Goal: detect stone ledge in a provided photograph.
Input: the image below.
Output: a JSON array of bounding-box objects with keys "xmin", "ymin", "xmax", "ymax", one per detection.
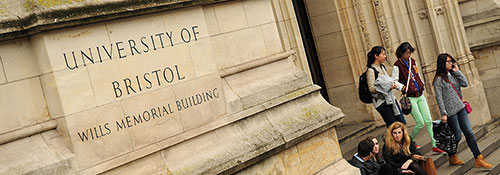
[{"xmin": 0, "ymin": 0, "xmax": 233, "ymax": 42}]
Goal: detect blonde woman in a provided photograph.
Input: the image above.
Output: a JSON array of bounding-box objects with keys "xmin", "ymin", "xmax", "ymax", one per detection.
[{"xmin": 382, "ymin": 122, "xmax": 427, "ymax": 175}]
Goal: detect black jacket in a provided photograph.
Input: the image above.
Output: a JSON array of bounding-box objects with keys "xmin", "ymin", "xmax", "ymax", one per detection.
[
  {"xmin": 382, "ymin": 140, "xmax": 421, "ymax": 172},
  {"xmin": 347, "ymin": 155, "xmax": 380, "ymax": 175}
]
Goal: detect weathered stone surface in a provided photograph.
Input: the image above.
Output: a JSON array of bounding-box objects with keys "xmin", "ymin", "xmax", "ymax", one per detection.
[
  {"xmin": 225, "ymin": 59, "xmax": 311, "ymax": 109},
  {"xmin": 188, "ymin": 38, "xmax": 218, "ymax": 77},
  {"xmin": 0, "ymin": 77, "xmax": 49, "ymax": 134},
  {"xmin": 0, "ymin": 131, "xmax": 73, "ymax": 175},
  {"xmin": 211, "ymin": 26, "xmax": 268, "ymax": 69},
  {"xmin": 0, "ymin": 38, "xmax": 41, "ymax": 81},
  {"xmin": 65, "ymin": 102, "xmax": 134, "ymax": 170},
  {"xmin": 101, "ymin": 152, "xmax": 165, "ymax": 175},
  {"xmin": 296, "ymin": 127, "xmax": 342, "ymax": 174},
  {"xmin": 243, "ymin": 0, "xmax": 276, "ymax": 27},
  {"xmin": 41, "ymin": 68, "xmax": 96, "ymax": 118},
  {"xmin": 213, "ymin": 0, "xmax": 249, "ymax": 33},
  {"xmin": 316, "ymin": 159, "xmax": 360, "ymax": 175}
]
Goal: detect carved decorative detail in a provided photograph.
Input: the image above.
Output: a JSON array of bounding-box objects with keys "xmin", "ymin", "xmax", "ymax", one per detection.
[
  {"xmin": 353, "ymin": 0, "xmax": 370, "ymax": 51},
  {"xmin": 418, "ymin": 10, "xmax": 428, "ymax": 19},
  {"xmin": 372, "ymin": 0, "xmax": 392, "ymax": 52},
  {"xmin": 435, "ymin": 6, "xmax": 445, "ymax": 15}
]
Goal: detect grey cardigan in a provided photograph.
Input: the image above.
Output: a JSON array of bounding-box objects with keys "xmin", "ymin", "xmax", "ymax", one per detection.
[{"xmin": 433, "ymin": 70, "xmax": 468, "ymax": 116}]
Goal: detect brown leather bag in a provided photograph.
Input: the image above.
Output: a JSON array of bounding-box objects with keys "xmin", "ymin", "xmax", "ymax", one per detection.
[{"xmin": 420, "ymin": 157, "xmax": 437, "ymax": 175}]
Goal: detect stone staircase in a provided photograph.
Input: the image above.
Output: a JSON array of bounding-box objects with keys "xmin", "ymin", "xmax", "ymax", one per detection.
[{"xmin": 337, "ymin": 118, "xmax": 500, "ymax": 175}]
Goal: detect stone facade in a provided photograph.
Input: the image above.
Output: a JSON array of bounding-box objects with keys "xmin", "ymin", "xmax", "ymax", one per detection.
[
  {"xmin": 459, "ymin": 0, "xmax": 500, "ymax": 118},
  {"xmin": 0, "ymin": 0, "xmax": 350, "ymax": 174},
  {"xmin": 306, "ymin": 0, "xmax": 493, "ymax": 127}
]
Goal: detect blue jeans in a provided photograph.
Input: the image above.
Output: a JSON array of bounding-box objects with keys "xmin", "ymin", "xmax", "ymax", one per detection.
[
  {"xmin": 376, "ymin": 102, "xmax": 406, "ymax": 127},
  {"xmin": 447, "ymin": 108, "xmax": 481, "ymax": 158}
]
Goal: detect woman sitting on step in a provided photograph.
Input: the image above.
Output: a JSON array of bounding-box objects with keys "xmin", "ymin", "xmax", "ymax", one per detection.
[
  {"xmin": 432, "ymin": 53, "xmax": 492, "ymax": 169},
  {"xmin": 382, "ymin": 122, "xmax": 428, "ymax": 175}
]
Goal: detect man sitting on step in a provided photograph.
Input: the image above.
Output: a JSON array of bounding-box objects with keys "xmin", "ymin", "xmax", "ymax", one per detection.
[{"xmin": 348, "ymin": 138, "xmax": 396, "ymax": 175}]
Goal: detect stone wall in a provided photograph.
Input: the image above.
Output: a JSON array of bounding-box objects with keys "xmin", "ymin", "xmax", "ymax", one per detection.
[
  {"xmin": 0, "ymin": 0, "xmax": 350, "ymax": 174},
  {"xmin": 459, "ymin": 0, "xmax": 500, "ymax": 117}
]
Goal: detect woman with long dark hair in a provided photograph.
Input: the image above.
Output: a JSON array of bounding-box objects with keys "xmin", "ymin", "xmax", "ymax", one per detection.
[
  {"xmin": 382, "ymin": 122, "xmax": 427, "ymax": 175},
  {"xmin": 392, "ymin": 42, "xmax": 444, "ymax": 153},
  {"xmin": 366, "ymin": 46, "xmax": 406, "ymax": 127},
  {"xmin": 432, "ymin": 53, "xmax": 491, "ymax": 168}
]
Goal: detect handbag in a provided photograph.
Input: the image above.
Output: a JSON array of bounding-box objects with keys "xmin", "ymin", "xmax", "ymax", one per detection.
[
  {"xmin": 400, "ymin": 58, "xmax": 412, "ymax": 115},
  {"xmin": 450, "ymin": 82, "xmax": 472, "ymax": 114},
  {"xmin": 433, "ymin": 121, "xmax": 457, "ymax": 153},
  {"xmin": 420, "ymin": 157, "xmax": 437, "ymax": 175}
]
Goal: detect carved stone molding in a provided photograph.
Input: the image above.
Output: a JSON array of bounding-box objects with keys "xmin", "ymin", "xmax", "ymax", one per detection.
[
  {"xmin": 418, "ymin": 10, "xmax": 428, "ymax": 19},
  {"xmin": 372, "ymin": 0, "xmax": 392, "ymax": 52},
  {"xmin": 354, "ymin": 0, "xmax": 371, "ymax": 51},
  {"xmin": 435, "ymin": 6, "xmax": 445, "ymax": 15}
]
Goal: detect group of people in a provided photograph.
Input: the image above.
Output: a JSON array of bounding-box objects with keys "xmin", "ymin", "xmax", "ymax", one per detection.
[{"xmin": 349, "ymin": 42, "xmax": 492, "ymax": 174}]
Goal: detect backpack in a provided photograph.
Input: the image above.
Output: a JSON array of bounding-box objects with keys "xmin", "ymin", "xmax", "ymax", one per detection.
[{"xmin": 358, "ymin": 66, "xmax": 380, "ymax": 104}]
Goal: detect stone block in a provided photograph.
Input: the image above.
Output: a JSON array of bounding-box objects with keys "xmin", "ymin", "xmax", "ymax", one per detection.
[
  {"xmin": 281, "ymin": 146, "xmax": 305, "ymax": 174},
  {"xmin": 222, "ymin": 79, "xmax": 243, "ymax": 115},
  {"xmin": 101, "ymin": 152, "xmax": 165, "ymax": 175},
  {"xmin": 243, "ymin": 0, "xmax": 276, "ymax": 27},
  {"xmin": 327, "ymin": 84, "xmax": 371, "ymax": 124},
  {"xmin": 188, "ymin": 38, "xmax": 217, "ymax": 77},
  {"xmin": 211, "ymin": 26, "xmax": 267, "ymax": 69},
  {"xmin": 161, "ymin": 132, "xmax": 227, "ymax": 175},
  {"xmin": 86, "ymin": 43, "xmax": 196, "ymax": 105},
  {"xmin": 459, "ymin": 0, "xmax": 477, "ymax": 18},
  {"xmin": 33, "ymin": 23, "xmax": 111, "ymax": 73},
  {"xmin": 120, "ymin": 87, "xmax": 183, "ymax": 149},
  {"xmin": 493, "ymin": 45, "xmax": 500, "ymax": 68},
  {"xmin": 305, "ymin": 0, "xmax": 336, "ymax": 17},
  {"xmin": 485, "ymin": 86, "xmax": 500, "ymax": 116},
  {"xmin": 214, "ymin": 0, "xmax": 249, "ymax": 33},
  {"xmin": 224, "ymin": 59, "xmax": 311, "ymax": 109},
  {"xmin": 234, "ymin": 152, "xmax": 286, "ymax": 175},
  {"xmin": 105, "ymin": 13, "xmax": 167, "ymax": 59},
  {"xmin": 0, "ymin": 77, "xmax": 49, "ymax": 134},
  {"xmin": 202, "ymin": 5, "xmax": 220, "ymax": 36},
  {"xmin": 261, "ymin": 23, "xmax": 284, "ymax": 55},
  {"xmin": 162, "ymin": 6, "xmax": 210, "ymax": 45},
  {"xmin": 310, "ymin": 12, "xmax": 341, "ymax": 37},
  {"xmin": 0, "ymin": 38, "xmax": 41, "ymax": 81},
  {"xmin": 296, "ymin": 128, "xmax": 342, "ymax": 174},
  {"xmin": 321, "ymin": 56, "xmax": 354, "ymax": 88},
  {"xmin": 0, "ymin": 58, "xmax": 5, "ymax": 84},
  {"xmin": 172, "ymin": 73, "xmax": 226, "ymax": 131},
  {"xmin": 214, "ymin": 112, "xmax": 284, "ymax": 173},
  {"xmin": 315, "ymin": 31, "xmax": 348, "ymax": 60},
  {"xmin": 0, "ymin": 134, "xmax": 62, "ymax": 174},
  {"xmin": 41, "ymin": 68, "xmax": 96, "ymax": 118},
  {"xmin": 474, "ymin": 48, "xmax": 497, "ymax": 71},
  {"xmin": 65, "ymin": 102, "xmax": 134, "ymax": 170}
]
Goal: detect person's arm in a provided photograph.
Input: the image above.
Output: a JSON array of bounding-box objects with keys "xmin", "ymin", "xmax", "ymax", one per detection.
[
  {"xmin": 392, "ymin": 66, "xmax": 405, "ymax": 91},
  {"xmin": 433, "ymin": 79, "xmax": 448, "ymax": 116},
  {"xmin": 382, "ymin": 145, "xmax": 401, "ymax": 172},
  {"xmin": 451, "ymin": 70, "xmax": 468, "ymax": 88},
  {"xmin": 367, "ymin": 68, "xmax": 377, "ymax": 94}
]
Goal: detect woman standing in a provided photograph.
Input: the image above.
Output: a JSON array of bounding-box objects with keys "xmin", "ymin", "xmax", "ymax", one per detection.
[
  {"xmin": 392, "ymin": 42, "xmax": 445, "ymax": 153},
  {"xmin": 366, "ymin": 46, "xmax": 406, "ymax": 127},
  {"xmin": 432, "ymin": 53, "xmax": 491, "ymax": 168},
  {"xmin": 382, "ymin": 122, "xmax": 427, "ymax": 175}
]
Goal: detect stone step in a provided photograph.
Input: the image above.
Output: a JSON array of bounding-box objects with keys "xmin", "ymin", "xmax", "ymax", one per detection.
[
  {"xmin": 464, "ymin": 141, "xmax": 500, "ymax": 175},
  {"xmin": 425, "ymin": 126, "xmax": 488, "ymax": 168},
  {"xmin": 337, "ymin": 122, "xmax": 376, "ymax": 145},
  {"xmin": 435, "ymin": 126, "xmax": 500, "ymax": 175}
]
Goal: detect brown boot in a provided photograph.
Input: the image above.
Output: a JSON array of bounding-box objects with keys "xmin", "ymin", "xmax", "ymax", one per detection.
[
  {"xmin": 449, "ymin": 154, "xmax": 464, "ymax": 165},
  {"xmin": 474, "ymin": 154, "xmax": 492, "ymax": 169}
]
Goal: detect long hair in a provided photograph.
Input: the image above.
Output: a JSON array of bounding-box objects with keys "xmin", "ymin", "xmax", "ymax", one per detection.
[
  {"xmin": 367, "ymin": 46, "xmax": 386, "ymax": 67},
  {"xmin": 433, "ymin": 53, "xmax": 455, "ymax": 84},
  {"xmin": 384, "ymin": 122, "xmax": 411, "ymax": 156},
  {"xmin": 366, "ymin": 136, "xmax": 382, "ymax": 161},
  {"xmin": 395, "ymin": 42, "xmax": 415, "ymax": 59}
]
